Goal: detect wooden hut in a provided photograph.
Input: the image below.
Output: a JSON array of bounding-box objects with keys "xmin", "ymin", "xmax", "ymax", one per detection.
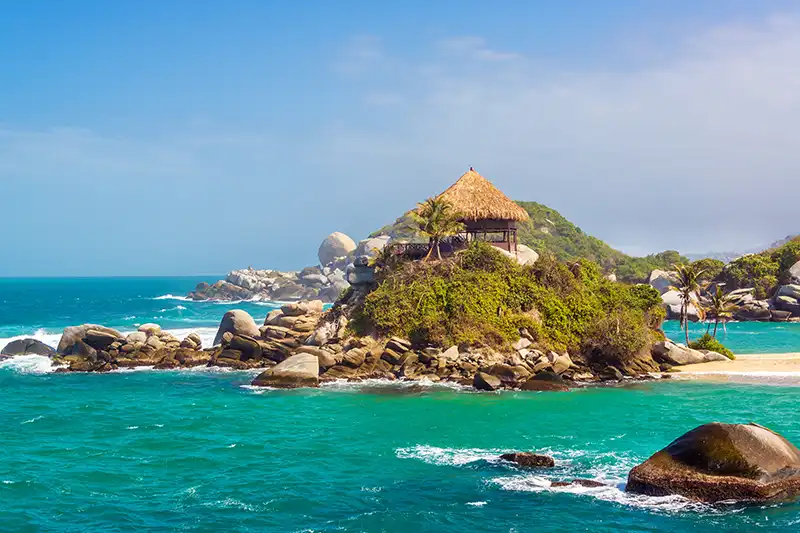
[{"xmin": 437, "ymin": 167, "xmax": 529, "ymax": 253}]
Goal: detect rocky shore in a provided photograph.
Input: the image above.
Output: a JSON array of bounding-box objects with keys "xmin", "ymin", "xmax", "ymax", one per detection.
[{"xmin": 2, "ymin": 294, "xmax": 733, "ymax": 389}]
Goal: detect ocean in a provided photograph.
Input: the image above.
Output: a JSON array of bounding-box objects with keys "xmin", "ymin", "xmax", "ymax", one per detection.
[{"xmin": 2, "ymin": 277, "xmax": 800, "ymax": 532}]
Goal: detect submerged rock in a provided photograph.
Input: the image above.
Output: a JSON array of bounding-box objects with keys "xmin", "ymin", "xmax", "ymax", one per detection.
[
  {"xmin": 626, "ymin": 423, "xmax": 800, "ymax": 503},
  {"xmin": 500, "ymin": 452, "xmax": 555, "ymax": 468},
  {"xmin": 1, "ymin": 338, "xmax": 56, "ymax": 357},
  {"xmin": 251, "ymin": 353, "xmax": 320, "ymax": 388},
  {"xmin": 551, "ymin": 479, "xmax": 607, "ymax": 488}
]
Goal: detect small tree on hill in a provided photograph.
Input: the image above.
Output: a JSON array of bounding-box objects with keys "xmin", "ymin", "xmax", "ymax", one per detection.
[
  {"xmin": 412, "ymin": 197, "xmax": 465, "ymax": 261},
  {"xmin": 672, "ymin": 263, "xmax": 706, "ymax": 345}
]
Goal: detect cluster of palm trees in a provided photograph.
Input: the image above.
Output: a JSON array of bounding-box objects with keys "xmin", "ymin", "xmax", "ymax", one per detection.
[{"xmin": 672, "ymin": 263, "xmax": 739, "ymax": 345}]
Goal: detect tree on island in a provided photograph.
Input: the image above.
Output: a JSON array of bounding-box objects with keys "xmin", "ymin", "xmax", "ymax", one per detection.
[
  {"xmin": 705, "ymin": 285, "xmax": 738, "ymax": 338},
  {"xmin": 672, "ymin": 263, "xmax": 707, "ymax": 345},
  {"xmin": 412, "ymin": 197, "xmax": 465, "ymax": 261}
]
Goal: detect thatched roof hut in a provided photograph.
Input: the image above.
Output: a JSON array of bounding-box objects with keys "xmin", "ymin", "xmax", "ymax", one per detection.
[{"xmin": 437, "ymin": 168, "xmax": 529, "ymax": 222}]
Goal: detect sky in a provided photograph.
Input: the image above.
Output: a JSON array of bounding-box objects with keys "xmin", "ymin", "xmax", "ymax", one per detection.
[{"xmin": 2, "ymin": 0, "xmax": 800, "ymax": 276}]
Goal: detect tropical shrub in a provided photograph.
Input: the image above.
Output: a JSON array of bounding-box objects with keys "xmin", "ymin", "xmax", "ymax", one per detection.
[
  {"xmin": 350, "ymin": 241, "xmax": 664, "ymax": 358},
  {"xmin": 689, "ymin": 333, "xmax": 736, "ymax": 360}
]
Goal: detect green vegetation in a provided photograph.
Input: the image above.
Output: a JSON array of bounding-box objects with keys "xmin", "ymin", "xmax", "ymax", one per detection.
[
  {"xmin": 689, "ymin": 333, "xmax": 736, "ymax": 360},
  {"xmin": 673, "ymin": 263, "xmax": 706, "ymax": 345},
  {"xmin": 410, "ymin": 198, "xmax": 464, "ymax": 261},
  {"xmin": 350, "ymin": 242, "xmax": 665, "ymax": 363},
  {"xmin": 717, "ymin": 237, "xmax": 800, "ymax": 299}
]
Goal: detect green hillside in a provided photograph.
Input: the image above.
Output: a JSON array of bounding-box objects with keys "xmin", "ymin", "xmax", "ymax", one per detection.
[{"xmin": 371, "ymin": 200, "xmax": 686, "ymax": 283}]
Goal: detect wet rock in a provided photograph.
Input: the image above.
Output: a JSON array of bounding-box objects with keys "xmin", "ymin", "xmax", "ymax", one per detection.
[
  {"xmin": 1, "ymin": 338, "xmax": 56, "ymax": 357},
  {"xmin": 626, "ymin": 423, "xmax": 800, "ymax": 503},
  {"xmin": 252, "ymin": 353, "xmax": 320, "ymax": 388},
  {"xmin": 57, "ymin": 324, "xmax": 124, "ymax": 354},
  {"xmin": 473, "ymin": 372, "xmax": 502, "ymax": 391},
  {"xmin": 519, "ymin": 371, "xmax": 570, "ymax": 392},
  {"xmin": 500, "ymin": 452, "xmax": 555, "ymax": 468}
]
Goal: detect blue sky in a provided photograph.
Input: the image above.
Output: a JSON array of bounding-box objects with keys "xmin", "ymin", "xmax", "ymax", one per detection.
[{"xmin": 2, "ymin": 1, "xmax": 799, "ymax": 276}]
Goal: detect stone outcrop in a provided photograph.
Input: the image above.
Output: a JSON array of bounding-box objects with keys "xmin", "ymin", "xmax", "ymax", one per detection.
[
  {"xmin": 500, "ymin": 452, "xmax": 555, "ymax": 468},
  {"xmin": 1, "ymin": 338, "xmax": 56, "ymax": 357},
  {"xmin": 627, "ymin": 423, "xmax": 800, "ymax": 503},
  {"xmin": 213, "ymin": 310, "xmax": 261, "ymax": 345},
  {"xmin": 57, "ymin": 325, "xmax": 125, "ymax": 355},
  {"xmin": 251, "ymin": 352, "xmax": 320, "ymax": 388},
  {"xmin": 790, "ymin": 260, "xmax": 800, "ymax": 284}
]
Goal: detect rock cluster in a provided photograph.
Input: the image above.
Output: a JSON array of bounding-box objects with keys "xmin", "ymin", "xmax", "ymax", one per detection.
[
  {"xmin": 627, "ymin": 423, "xmax": 800, "ymax": 503},
  {"xmin": 188, "ymin": 266, "xmax": 347, "ymax": 303}
]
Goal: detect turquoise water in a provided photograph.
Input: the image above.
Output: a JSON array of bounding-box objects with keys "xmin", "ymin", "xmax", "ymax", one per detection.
[
  {"xmin": 0, "ymin": 368, "xmax": 799, "ymax": 532},
  {"xmin": 661, "ymin": 320, "xmax": 800, "ymax": 354}
]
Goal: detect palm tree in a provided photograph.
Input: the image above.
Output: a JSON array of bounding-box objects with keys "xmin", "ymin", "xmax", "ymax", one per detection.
[
  {"xmin": 705, "ymin": 285, "xmax": 738, "ymax": 338},
  {"xmin": 671, "ymin": 263, "xmax": 707, "ymax": 345},
  {"xmin": 411, "ymin": 197, "xmax": 465, "ymax": 261}
]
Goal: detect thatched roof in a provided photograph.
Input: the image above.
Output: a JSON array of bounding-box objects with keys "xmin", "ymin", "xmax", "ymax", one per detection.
[{"xmin": 436, "ymin": 168, "xmax": 529, "ymax": 222}]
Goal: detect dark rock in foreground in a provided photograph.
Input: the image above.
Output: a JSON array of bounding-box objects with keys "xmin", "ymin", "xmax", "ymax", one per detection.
[
  {"xmin": 500, "ymin": 452, "xmax": 555, "ymax": 468},
  {"xmin": 626, "ymin": 423, "xmax": 800, "ymax": 503},
  {"xmin": 1, "ymin": 338, "xmax": 56, "ymax": 357}
]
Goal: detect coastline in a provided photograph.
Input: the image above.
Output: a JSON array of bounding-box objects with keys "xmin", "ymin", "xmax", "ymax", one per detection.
[{"xmin": 673, "ymin": 353, "xmax": 800, "ymax": 384}]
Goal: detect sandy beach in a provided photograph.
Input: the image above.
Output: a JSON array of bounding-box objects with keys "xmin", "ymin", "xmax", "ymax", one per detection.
[{"xmin": 674, "ymin": 353, "xmax": 800, "ymax": 384}]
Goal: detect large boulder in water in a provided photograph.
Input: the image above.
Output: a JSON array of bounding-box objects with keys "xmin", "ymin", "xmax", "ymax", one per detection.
[
  {"xmin": 57, "ymin": 324, "xmax": 124, "ymax": 354},
  {"xmin": 1, "ymin": 338, "xmax": 56, "ymax": 357},
  {"xmin": 213, "ymin": 310, "xmax": 260, "ymax": 346},
  {"xmin": 251, "ymin": 353, "xmax": 319, "ymax": 388},
  {"xmin": 626, "ymin": 423, "xmax": 800, "ymax": 502},
  {"xmin": 318, "ymin": 232, "xmax": 356, "ymax": 267}
]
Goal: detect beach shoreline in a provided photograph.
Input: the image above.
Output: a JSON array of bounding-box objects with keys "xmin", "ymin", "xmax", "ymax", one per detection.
[{"xmin": 673, "ymin": 353, "xmax": 800, "ymax": 384}]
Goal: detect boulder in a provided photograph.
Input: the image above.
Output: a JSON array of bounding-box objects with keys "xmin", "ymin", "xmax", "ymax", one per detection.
[
  {"xmin": 473, "ymin": 372, "xmax": 502, "ymax": 391},
  {"xmin": 648, "ymin": 270, "xmax": 678, "ymax": 295},
  {"xmin": 318, "ymin": 232, "xmax": 356, "ymax": 267},
  {"xmin": 512, "ymin": 337, "xmax": 532, "ymax": 351},
  {"xmin": 345, "ymin": 257, "xmax": 375, "ymax": 286},
  {"xmin": 651, "ymin": 340, "xmax": 719, "ymax": 366},
  {"xmin": 551, "ymin": 479, "xmax": 608, "ymax": 488},
  {"xmin": 84, "ymin": 329, "xmax": 120, "ymax": 350},
  {"xmin": 626, "ymin": 423, "xmax": 800, "ymax": 503},
  {"xmin": 1, "ymin": 338, "xmax": 56, "ymax": 357},
  {"xmin": 213, "ymin": 310, "xmax": 260, "ymax": 346},
  {"xmin": 57, "ymin": 324, "xmax": 124, "ymax": 355},
  {"xmin": 251, "ymin": 353, "xmax": 320, "ymax": 388},
  {"xmin": 790, "ymin": 260, "xmax": 800, "ymax": 284},
  {"xmin": 735, "ymin": 301, "xmax": 772, "ymax": 321},
  {"xmin": 355, "ymin": 235, "xmax": 391, "ymax": 258},
  {"xmin": 776, "ymin": 284, "xmax": 800, "ymax": 301},
  {"xmin": 500, "ymin": 452, "xmax": 555, "ymax": 468},
  {"xmin": 138, "ymin": 323, "xmax": 162, "ymax": 335},
  {"xmin": 515, "ymin": 244, "xmax": 539, "ymax": 266},
  {"xmin": 126, "ymin": 331, "xmax": 147, "ymax": 344},
  {"xmin": 520, "ymin": 372, "xmax": 570, "ymax": 392},
  {"xmin": 281, "ymin": 300, "xmax": 324, "ymax": 317},
  {"xmin": 228, "ymin": 335, "xmax": 262, "ymax": 361}
]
